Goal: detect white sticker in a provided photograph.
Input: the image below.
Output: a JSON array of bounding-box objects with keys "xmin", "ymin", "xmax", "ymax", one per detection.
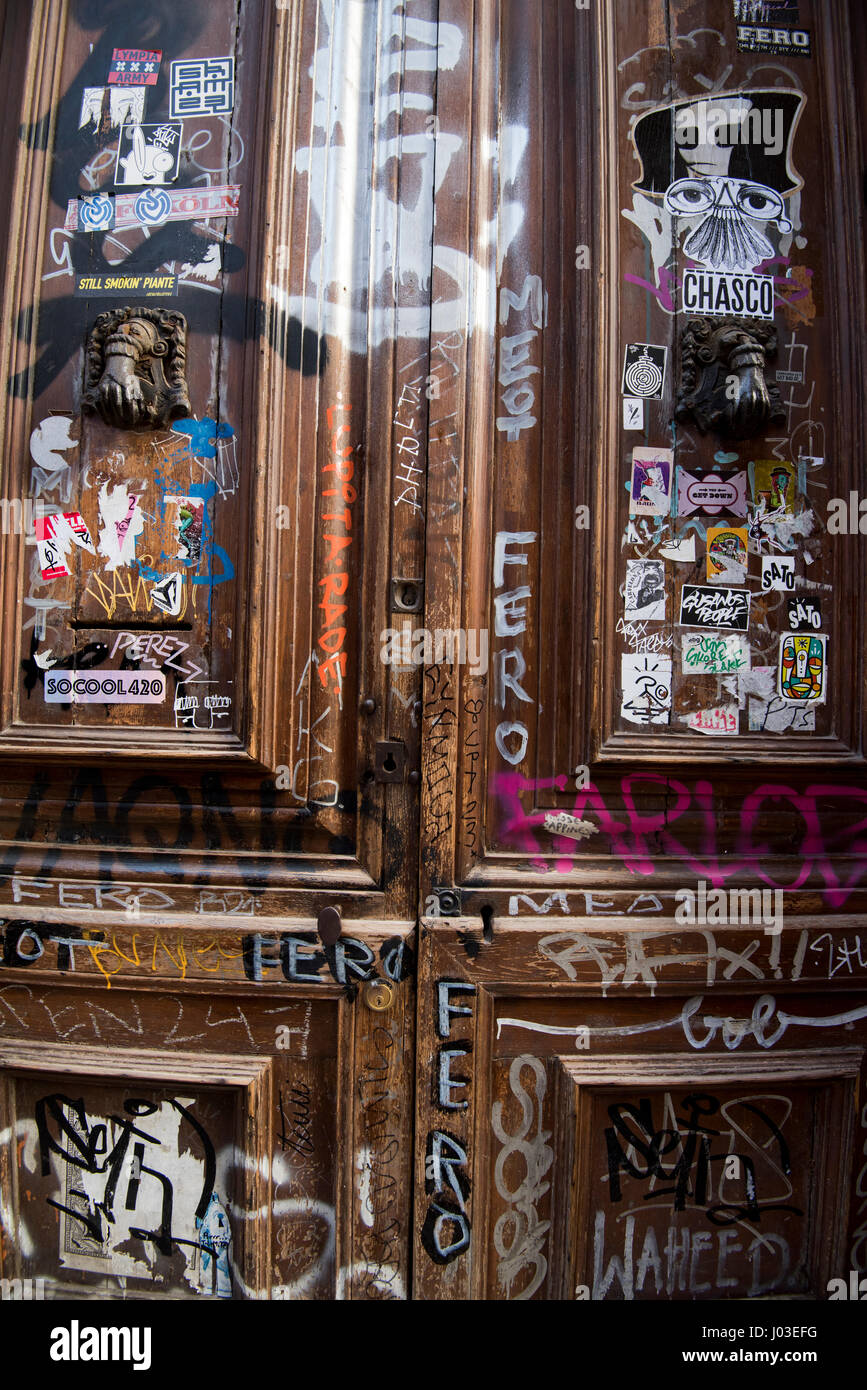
[
  {"xmin": 624, "ymin": 558, "xmax": 665, "ymax": 621},
  {"xmin": 761, "ymin": 554, "xmax": 795, "ymax": 592},
  {"xmin": 543, "ymin": 812, "xmax": 598, "ymax": 841},
  {"xmin": 682, "ymin": 633, "xmax": 750, "ymax": 675},
  {"xmin": 658, "ymin": 535, "xmax": 696, "ymax": 563},
  {"xmin": 621, "ymin": 655, "xmax": 672, "ymax": 725},
  {"xmin": 44, "ymin": 671, "xmax": 167, "ymax": 703},
  {"xmin": 682, "ymin": 705, "xmax": 739, "ymax": 735},
  {"xmin": 623, "ymin": 397, "xmax": 644, "ymax": 431}
]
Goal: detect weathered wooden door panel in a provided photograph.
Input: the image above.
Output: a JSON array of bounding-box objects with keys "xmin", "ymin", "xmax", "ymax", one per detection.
[
  {"xmin": 417, "ymin": 0, "xmax": 866, "ymax": 920},
  {"xmin": 0, "ymin": 919, "xmax": 414, "ymax": 1298},
  {"xmin": 0, "ymin": 0, "xmax": 865, "ymax": 1310},
  {"xmin": 411, "ymin": 0, "xmax": 867, "ymax": 1303},
  {"xmin": 413, "ymin": 923, "xmax": 866, "ymax": 1300},
  {"xmin": 0, "ymin": 0, "xmax": 423, "ymax": 1303},
  {"xmin": 0, "ymin": 0, "xmax": 425, "ymax": 919}
]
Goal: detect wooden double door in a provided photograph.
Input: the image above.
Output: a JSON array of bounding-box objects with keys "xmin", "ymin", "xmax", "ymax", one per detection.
[{"xmin": 0, "ymin": 0, "xmax": 866, "ymax": 1301}]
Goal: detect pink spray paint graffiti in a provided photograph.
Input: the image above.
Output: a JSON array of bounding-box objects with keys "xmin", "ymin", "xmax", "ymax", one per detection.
[{"xmin": 492, "ymin": 773, "xmax": 867, "ymax": 907}]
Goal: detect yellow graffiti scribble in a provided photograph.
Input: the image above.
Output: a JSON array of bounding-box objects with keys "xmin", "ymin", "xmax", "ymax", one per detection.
[
  {"xmin": 84, "ymin": 567, "xmax": 155, "ymax": 620},
  {"xmin": 78, "ymin": 931, "xmax": 247, "ymax": 988},
  {"xmin": 84, "ymin": 552, "xmax": 190, "ymax": 621},
  {"xmin": 110, "ymin": 932, "xmax": 141, "ymax": 967},
  {"xmin": 150, "ymin": 933, "xmax": 188, "ymax": 979}
]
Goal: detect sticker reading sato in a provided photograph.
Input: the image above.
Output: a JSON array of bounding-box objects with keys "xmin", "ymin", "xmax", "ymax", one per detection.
[
  {"xmin": 677, "ymin": 468, "xmax": 747, "ymax": 518},
  {"xmin": 170, "ymin": 57, "xmax": 235, "ymax": 118},
  {"xmin": 620, "ymin": 654, "xmax": 672, "ymax": 726},
  {"xmin": 624, "ymin": 558, "xmax": 665, "ymax": 621},
  {"xmin": 45, "ymin": 671, "xmax": 166, "ymax": 704},
  {"xmin": 621, "ymin": 344, "xmax": 667, "ymax": 400},
  {"xmin": 679, "ymin": 583, "xmax": 750, "ymax": 631},
  {"xmin": 787, "ymin": 595, "xmax": 821, "ymax": 631},
  {"xmin": 35, "ymin": 512, "xmax": 95, "ymax": 580},
  {"xmin": 682, "ymin": 632, "xmax": 750, "ymax": 674},
  {"xmin": 115, "ymin": 124, "xmax": 182, "ymax": 186},
  {"xmin": 761, "ymin": 554, "xmax": 795, "ymax": 592},
  {"xmin": 108, "ymin": 48, "xmax": 162, "ymax": 85},
  {"xmin": 753, "ymin": 459, "xmax": 796, "ymax": 515},
  {"xmin": 706, "ymin": 525, "xmax": 748, "ymax": 583},
  {"xmin": 778, "ymin": 633, "xmax": 826, "ymax": 704},
  {"xmin": 630, "ymin": 447, "xmax": 673, "ymax": 516}
]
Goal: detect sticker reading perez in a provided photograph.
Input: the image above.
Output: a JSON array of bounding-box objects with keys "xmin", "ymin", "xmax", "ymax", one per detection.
[
  {"xmin": 761, "ymin": 554, "xmax": 795, "ymax": 592},
  {"xmin": 787, "ymin": 596, "xmax": 821, "ymax": 631}
]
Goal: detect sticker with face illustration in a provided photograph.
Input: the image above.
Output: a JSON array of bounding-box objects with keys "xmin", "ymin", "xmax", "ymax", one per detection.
[
  {"xmin": 778, "ymin": 633, "xmax": 826, "ymax": 703},
  {"xmin": 624, "ymin": 558, "xmax": 665, "ymax": 621},
  {"xmin": 707, "ymin": 525, "xmax": 749, "ymax": 583},
  {"xmin": 630, "ymin": 447, "xmax": 673, "ymax": 517},
  {"xmin": 115, "ymin": 123, "xmax": 182, "ymax": 186},
  {"xmin": 621, "ymin": 655, "xmax": 672, "ymax": 725},
  {"xmin": 753, "ymin": 459, "xmax": 796, "ymax": 515},
  {"xmin": 626, "ymin": 90, "xmax": 804, "ymax": 315}
]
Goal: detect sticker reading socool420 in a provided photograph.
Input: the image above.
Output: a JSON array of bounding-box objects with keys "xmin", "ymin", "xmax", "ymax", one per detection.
[{"xmin": 44, "ymin": 671, "xmax": 166, "ymax": 704}]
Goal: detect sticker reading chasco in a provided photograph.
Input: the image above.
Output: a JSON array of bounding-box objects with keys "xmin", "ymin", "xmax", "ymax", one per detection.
[
  {"xmin": 45, "ymin": 671, "xmax": 167, "ymax": 704},
  {"xmin": 682, "ymin": 270, "xmax": 775, "ymax": 319}
]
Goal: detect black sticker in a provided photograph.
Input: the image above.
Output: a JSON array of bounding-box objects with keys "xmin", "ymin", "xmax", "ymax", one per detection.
[
  {"xmin": 621, "ymin": 343, "xmax": 667, "ymax": 400},
  {"xmin": 786, "ymin": 596, "xmax": 822, "ymax": 632},
  {"xmin": 679, "ymin": 584, "xmax": 751, "ymax": 631},
  {"xmin": 736, "ymin": 25, "xmax": 811, "ymax": 57},
  {"xmin": 75, "ymin": 273, "xmax": 177, "ymax": 297}
]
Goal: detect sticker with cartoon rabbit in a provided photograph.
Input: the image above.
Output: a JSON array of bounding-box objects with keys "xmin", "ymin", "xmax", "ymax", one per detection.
[{"xmin": 115, "ymin": 122, "xmax": 182, "ymax": 186}]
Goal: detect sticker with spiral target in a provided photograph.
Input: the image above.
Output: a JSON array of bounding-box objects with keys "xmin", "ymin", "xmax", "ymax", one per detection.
[{"xmin": 621, "ymin": 343, "xmax": 667, "ymax": 400}]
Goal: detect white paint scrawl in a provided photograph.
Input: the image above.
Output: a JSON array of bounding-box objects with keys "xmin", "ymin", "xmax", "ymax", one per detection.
[{"xmin": 97, "ymin": 483, "xmax": 144, "ymax": 571}]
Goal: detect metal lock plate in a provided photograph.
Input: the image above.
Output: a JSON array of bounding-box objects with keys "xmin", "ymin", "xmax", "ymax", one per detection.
[
  {"xmin": 374, "ymin": 739, "xmax": 406, "ymax": 783},
  {"xmin": 390, "ymin": 577, "xmax": 423, "ymax": 613},
  {"xmin": 363, "ymin": 978, "xmax": 395, "ymax": 1011}
]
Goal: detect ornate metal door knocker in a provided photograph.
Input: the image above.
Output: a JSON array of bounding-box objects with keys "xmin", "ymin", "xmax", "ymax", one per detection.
[
  {"xmin": 676, "ymin": 317, "xmax": 785, "ymax": 440},
  {"xmin": 83, "ymin": 306, "xmax": 191, "ymax": 429}
]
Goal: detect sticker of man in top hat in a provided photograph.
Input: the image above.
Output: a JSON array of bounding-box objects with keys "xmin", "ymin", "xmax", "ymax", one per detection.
[{"xmin": 626, "ymin": 90, "xmax": 804, "ymax": 296}]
